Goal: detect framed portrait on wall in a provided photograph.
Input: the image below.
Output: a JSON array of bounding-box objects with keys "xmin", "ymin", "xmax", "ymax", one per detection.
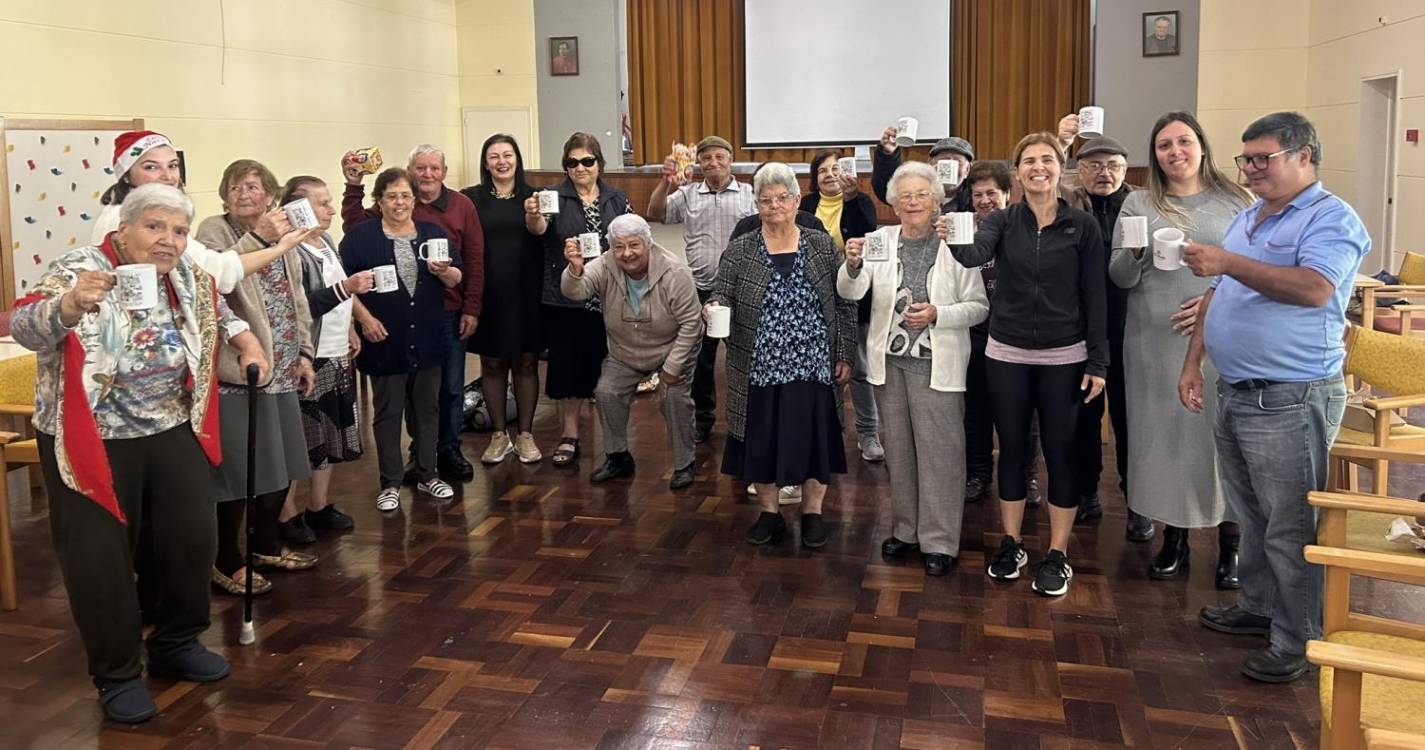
[
  {"xmin": 1143, "ymin": 11, "xmax": 1180, "ymax": 56},
  {"xmin": 550, "ymin": 36, "xmax": 579, "ymax": 76}
]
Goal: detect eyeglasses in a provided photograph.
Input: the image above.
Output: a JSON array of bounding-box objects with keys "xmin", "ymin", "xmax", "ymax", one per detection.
[
  {"xmin": 563, "ymin": 156, "xmax": 598, "ymax": 169},
  {"xmin": 1080, "ymin": 161, "xmax": 1125, "ymax": 175},
  {"xmin": 1233, "ymin": 149, "xmax": 1293, "ymax": 171},
  {"xmin": 896, "ymin": 190, "xmax": 934, "ymax": 204},
  {"xmin": 756, "ymin": 193, "xmax": 798, "ymax": 208}
]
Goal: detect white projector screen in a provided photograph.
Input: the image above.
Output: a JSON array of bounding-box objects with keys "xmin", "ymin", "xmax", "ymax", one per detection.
[{"xmin": 743, "ymin": 0, "xmax": 951, "ymax": 148}]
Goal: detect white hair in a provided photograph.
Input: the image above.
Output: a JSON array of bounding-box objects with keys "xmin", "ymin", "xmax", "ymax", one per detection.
[
  {"xmin": 752, "ymin": 162, "xmax": 799, "ymax": 199},
  {"xmin": 607, "ymin": 213, "xmax": 653, "ymax": 246},
  {"xmin": 887, "ymin": 162, "xmax": 945, "ymax": 205},
  {"xmin": 119, "ymin": 183, "xmax": 194, "ymax": 224},
  {"xmin": 408, "ymin": 144, "xmax": 447, "ymax": 166}
]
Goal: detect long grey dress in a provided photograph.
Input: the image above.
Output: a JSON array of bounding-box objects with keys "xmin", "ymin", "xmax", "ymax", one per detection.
[{"xmin": 1109, "ymin": 189, "xmax": 1249, "ymax": 528}]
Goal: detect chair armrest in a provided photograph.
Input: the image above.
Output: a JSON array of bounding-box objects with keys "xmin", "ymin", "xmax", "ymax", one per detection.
[
  {"xmin": 1372, "ymin": 285, "xmax": 1425, "ymax": 294},
  {"xmin": 1363, "ymin": 394, "xmax": 1425, "ymax": 411},
  {"xmin": 1308, "ymin": 640, "xmax": 1425, "ymax": 684},
  {"xmin": 0, "ymin": 431, "xmax": 17, "ymax": 445},
  {"xmin": 1397, "ymin": 305, "xmax": 1425, "ymax": 312},
  {"xmin": 0, "ymin": 405, "xmax": 34, "ymax": 417},
  {"xmin": 1310, "ymin": 490, "xmax": 1425, "ymax": 517},
  {"xmin": 1365, "ymin": 727, "xmax": 1425, "ymax": 750},
  {"xmin": 1305, "ymin": 544, "xmax": 1425, "ymax": 584},
  {"xmin": 1332, "ymin": 443, "xmax": 1425, "ymax": 464}
]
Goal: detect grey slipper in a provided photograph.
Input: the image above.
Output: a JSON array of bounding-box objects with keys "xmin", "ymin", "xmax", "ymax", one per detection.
[{"xmin": 98, "ymin": 678, "xmax": 156, "ymax": 723}]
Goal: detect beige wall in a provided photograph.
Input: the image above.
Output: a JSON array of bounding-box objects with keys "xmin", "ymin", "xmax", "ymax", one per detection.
[{"xmin": 0, "ymin": 0, "xmax": 534, "ymax": 226}]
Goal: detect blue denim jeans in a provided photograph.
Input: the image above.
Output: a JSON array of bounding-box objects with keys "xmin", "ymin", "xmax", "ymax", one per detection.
[
  {"xmin": 1214, "ymin": 375, "xmax": 1346, "ymax": 655},
  {"xmin": 438, "ymin": 310, "xmax": 466, "ymax": 454}
]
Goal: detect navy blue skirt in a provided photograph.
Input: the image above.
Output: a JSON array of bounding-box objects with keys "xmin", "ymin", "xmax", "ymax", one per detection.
[{"xmin": 722, "ymin": 380, "xmax": 846, "ymax": 486}]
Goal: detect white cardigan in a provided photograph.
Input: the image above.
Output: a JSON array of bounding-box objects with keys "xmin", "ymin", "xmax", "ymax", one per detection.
[
  {"xmin": 92, "ymin": 204, "xmax": 245, "ymax": 294},
  {"xmin": 836, "ymin": 224, "xmax": 988, "ymax": 392}
]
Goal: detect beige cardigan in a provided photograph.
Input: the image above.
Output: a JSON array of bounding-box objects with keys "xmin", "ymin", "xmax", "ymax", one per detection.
[{"xmin": 195, "ymin": 214, "xmax": 314, "ymax": 386}]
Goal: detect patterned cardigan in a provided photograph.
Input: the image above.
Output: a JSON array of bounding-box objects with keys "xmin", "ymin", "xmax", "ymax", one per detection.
[{"xmin": 708, "ymin": 227, "xmax": 856, "ymax": 441}]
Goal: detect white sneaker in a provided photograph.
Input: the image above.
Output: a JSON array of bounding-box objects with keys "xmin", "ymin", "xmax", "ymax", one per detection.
[
  {"xmin": 417, "ymin": 478, "xmax": 455, "ymax": 500},
  {"xmin": 778, "ymin": 486, "xmax": 802, "ymax": 505},
  {"xmin": 482, "ymin": 432, "xmax": 514, "ymax": 464},
  {"xmin": 513, "ymin": 432, "xmax": 542, "ymax": 463},
  {"xmin": 858, "ymin": 434, "xmax": 885, "ymax": 462}
]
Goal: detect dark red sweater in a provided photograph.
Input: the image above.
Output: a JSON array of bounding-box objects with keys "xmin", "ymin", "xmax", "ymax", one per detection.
[{"xmin": 342, "ymin": 183, "xmax": 485, "ymax": 316}]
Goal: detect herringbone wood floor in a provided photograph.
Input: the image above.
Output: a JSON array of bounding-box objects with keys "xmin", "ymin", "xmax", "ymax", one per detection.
[{"xmin": 1, "ymin": 364, "xmax": 1419, "ymax": 749}]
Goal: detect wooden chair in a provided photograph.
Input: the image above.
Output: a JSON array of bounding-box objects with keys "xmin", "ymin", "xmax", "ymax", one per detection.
[
  {"xmin": 1362, "ymin": 251, "xmax": 1425, "ymax": 337},
  {"xmin": 0, "ymin": 353, "xmax": 38, "ymax": 612},
  {"xmin": 1365, "ymin": 728, "xmax": 1425, "ymax": 750},
  {"xmin": 1332, "ymin": 326, "xmax": 1425, "ymax": 494}
]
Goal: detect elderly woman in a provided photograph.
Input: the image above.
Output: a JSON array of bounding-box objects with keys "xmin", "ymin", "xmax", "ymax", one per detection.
[
  {"xmin": 196, "ymin": 160, "xmax": 320, "ymax": 597},
  {"xmin": 561, "ymin": 214, "xmax": 702, "ymax": 489},
  {"xmin": 707, "ymin": 162, "xmax": 856, "ymax": 549},
  {"xmin": 1110, "ymin": 112, "xmax": 1253, "ymax": 587},
  {"xmin": 12, "ymin": 184, "xmax": 268, "ymax": 723},
  {"xmin": 274, "ymin": 176, "xmax": 374, "ymax": 545},
  {"xmin": 802, "ymin": 150, "xmax": 883, "ymax": 463},
  {"xmin": 340, "ymin": 168, "xmax": 463, "ymax": 511},
  {"xmin": 524, "ymin": 132, "xmax": 634, "ymax": 467},
  {"xmin": 92, "ymin": 131, "xmax": 293, "ymax": 292},
  {"xmin": 840, "ymin": 162, "xmax": 988, "ymax": 576},
  {"xmin": 944, "ymin": 133, "xmax": 1107, "ymax": 598}
]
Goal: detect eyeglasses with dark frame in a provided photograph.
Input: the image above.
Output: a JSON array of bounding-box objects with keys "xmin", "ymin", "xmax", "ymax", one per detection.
[{"xmin": 1233, "ymin": 148, "xmax": 1293, "ymax": 171}]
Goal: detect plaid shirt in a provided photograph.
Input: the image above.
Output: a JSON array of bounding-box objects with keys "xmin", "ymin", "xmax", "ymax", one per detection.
[{"xmin": 664, "ymin": 179, "xmax": 756, "ymax": 290}]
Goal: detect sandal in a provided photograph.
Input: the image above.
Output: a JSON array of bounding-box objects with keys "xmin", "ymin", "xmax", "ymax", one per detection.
[
  {"xmin": 551, "ymin": 436, "xmax": 580, "ymax": 466},
  {"xmin": 375, "ymin": 487, "xmax": 400, "ymax": 512},
  {"xmin": 252, "ymin": 549, "xmax": 319, "ymax": 571},
  {"xmin": 417, "ymin": 478, "xmax": 455, "ymax": 500},
  {"xmin": 211, "ymin": 566, "xmax": 272, "ymax": 596}
]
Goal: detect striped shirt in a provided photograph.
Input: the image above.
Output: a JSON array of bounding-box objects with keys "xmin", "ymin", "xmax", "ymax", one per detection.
[{"xmin": 665, "ymin": 179, "xmax": 757, "ymax": 290}]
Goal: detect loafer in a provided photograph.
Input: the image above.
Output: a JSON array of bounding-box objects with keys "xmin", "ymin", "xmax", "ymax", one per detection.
[
  {"xmin": 147, "ymin": 641, "xmax": 230, "ymax": 682},
  {"xmin": 591, "ymin": 452, "xmax": 636, "ymax": 483},
  {"xmin": 1074, "ymin": 495, "xmax": 1103, "ymax": 524},
  {"xmin": 669, "ymin": 463, "xmax": 694, "ymax": 490},
  {"xmin": 305, "ymin": 505, "xmax": 354, "ymax": 531},
  {"xmin": 881, "ymin": 537, "xmax": 919, "ymax": 559},
  {"xmin": 1126, "ymin": 509, "xmax": 1155, "ymax": 542},
  {"xmin": 98, "ymin": 679, "xmax": 156, "ymax": 724},
  {"xmin": 800, "ymin": 513, "xmax": 827, "ymax": 549},
  {"xmin": 1241, "ymin": 645, "xmax": 1309, "ymax": 683},
  {"xmin": 746, "ymin": 511, "xmax": 786, "ymax": 545},
  {"xmin": 964, "ymin": 476, "xmax": 991, "ymax": 504},
  {"xmin": 1198, "ymin": 604, "xmax": 1271, "ymax": 636},
  {"xmin": 278, "ymin": 515, "xmax": 315, "ymax": 546},
  {"xmin": 438, "ymin": 449, "xmax": 475, "ymax": 481},
  {"xmin": 923, "ymin": 553, "xmax": 956, "ymax": 577}
]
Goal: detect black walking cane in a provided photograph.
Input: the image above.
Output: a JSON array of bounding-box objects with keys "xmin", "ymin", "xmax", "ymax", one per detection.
[{"xmin": 238, "ymin": 362, "xmax": 260, "ymax": 646}]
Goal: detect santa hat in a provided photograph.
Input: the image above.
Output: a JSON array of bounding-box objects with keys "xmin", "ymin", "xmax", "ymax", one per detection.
[{"xmin": 112, "ymin": 130, "xmax": 173, "ymax": 176}]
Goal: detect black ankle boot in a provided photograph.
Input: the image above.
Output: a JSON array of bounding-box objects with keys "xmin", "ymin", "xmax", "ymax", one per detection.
[
  {"xmin": 1216, "ymin": 529, "xmax": 1241, "ymax": 590},
  {"xmin": 1149, "ymin": 526, "xmax": 1189, "ymax": 579}
]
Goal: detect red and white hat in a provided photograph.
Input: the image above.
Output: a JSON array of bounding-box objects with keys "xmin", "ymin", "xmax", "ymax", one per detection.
[{"xmin": 112, "ymin": 130, "xmax": 173, "ymax": 176}]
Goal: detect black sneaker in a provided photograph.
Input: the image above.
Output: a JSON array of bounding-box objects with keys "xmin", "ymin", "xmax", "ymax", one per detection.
[
  {"xmin": 801, "ymin": 513, "xmax": 827, "ymax": 549},
  {"xmin": 987, "ymin": 537, "xmax": 1028, "ymax": 580},
  {"xmin": 438, "ymin": 449, "xmax": 475, "ymax": 481},
  {"xmin": 305, "ymin": 505, "xmax": 355, "ymax": 531},
  {"xmin": 1031, "ymin": 549, "xmax": 1074, "ymax": 596},
  {"xmin": 279, "ymin": 515, "xmax": 315, "ymax": 546},
  {"xmin": 1074, "ymin": 495, "xmax": 1103, "ymax": 524},
  {"xmin": 746, "ymin": 511, "xmax": 786, "ymax": 545},
  {"xmin": 964, "ymin": 476, "xmax": 991, "ymax": 504}
]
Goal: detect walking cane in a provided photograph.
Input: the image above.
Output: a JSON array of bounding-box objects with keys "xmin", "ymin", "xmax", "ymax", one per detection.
[{"xmin": 238, "ymin": 363, "xmax": 259, "ymax": 646}]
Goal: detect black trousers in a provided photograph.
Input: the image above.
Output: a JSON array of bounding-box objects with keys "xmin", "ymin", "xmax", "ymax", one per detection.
[
  {"xmin": 1073, "ymin": 288, "xmax": 1129, "ymax": 499},
  {"xmin": 986, "ymin": 358, "xmax": 1085, "ymax": 509},
  {"xmin": 693, "ymin": 288, "xmax": 719, "ymax": 428},
  {"xmin": 965, "ymin": 328, "xmax": 1040, "ymax": 483},
  {"xmin": 40, "ymin": 425, "xmax": 216, "ymax": 688}
]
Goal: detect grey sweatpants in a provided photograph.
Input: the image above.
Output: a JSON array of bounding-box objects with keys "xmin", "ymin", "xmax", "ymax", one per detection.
[
  {"xmin": 874, "ymin": 364, "xmax": 967, "ymax": 556},
  {"xmin": 595, "ymin": 356, "xmax": 696, "ymax": 470},
  {"xmin": 372, "ymin": 366, "xmax": 441, "ymax": 488}
]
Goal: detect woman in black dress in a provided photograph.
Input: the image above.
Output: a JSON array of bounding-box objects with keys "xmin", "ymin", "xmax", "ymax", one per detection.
[{"xmin": 462, "ymin": 134, "xmax": 544, "ymax": 465}]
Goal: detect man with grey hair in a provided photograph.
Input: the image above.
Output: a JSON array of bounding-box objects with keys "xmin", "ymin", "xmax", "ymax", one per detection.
[
  {"xmin": 341, "ymin": 144, "xmax": 486, "ymax": 482},
  {"xmin": 560, "ymin": 214, "xmax": 703, "ymax": 490},
  {"xmin": 1179, "ymin": 111, "xmax": 1369, "ymax": 683}
]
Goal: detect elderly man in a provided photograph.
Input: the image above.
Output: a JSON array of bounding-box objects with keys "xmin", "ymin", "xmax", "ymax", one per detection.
[
  {"xmin": 561, "ymin": 214, "xmax": 703, "ymax": 490},
  {"xmin": 1057, "ymin": 131, "xmax": 1151, "ymax": 541},
  {"xmin": 1179, "ymin": 112, "xmax": 1368, "ymax": 683},
  {"xmin": 872, "ymin": 130, "xmax": 976, "ymax": 213},
  {"xmin": 341, "ymin": 145, "xmax": 485, "ymax": 482},
  {"xmin": 1145, "ymin": 16, "xmax": 1177, "ymax": 54},
  {"xmin": 648, "ymin": 136, "xmax": 756, "ymax": 444}
]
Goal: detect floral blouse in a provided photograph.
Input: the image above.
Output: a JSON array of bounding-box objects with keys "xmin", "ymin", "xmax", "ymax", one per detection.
[
  {"xmin": 91, "ymin": 291, "xmax": 193, "ymax": 438},
  {"xmin": 750, "ymin": 235, "xmax": 832, "ymax": 387},
  {"xmin": 219, "ymin": 256, "xmax": 301, "ymax": 395}
]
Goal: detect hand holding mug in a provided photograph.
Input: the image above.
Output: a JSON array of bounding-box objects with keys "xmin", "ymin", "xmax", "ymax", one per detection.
[
  {"xmin": 427, "ymin": 259, "xmax": 452, "ymax": 277},
  {"xmin": 343, "ymin": 270, "xmax": 375, "ymax": 295},
  {"xmin": 844, "ymin": 238, "xmax": 865, "ymax": 269},
  {"xmin": 1057, "ymin": 113, "xmax": 1080, "ymax": 147},
  {"xmin": 661, "ymin": 155, "xmax": 682, "ymax": 188},
  {"xmin": 563, "ymin": 238, "xmax": 585, "ymax": 275},
  {"xmin": 701, "ymin": 300, "xmax": 722, "ymax": 322},
  {"xmin": 61, "ymin": 270, "xmax": 116, "ymax": 322},
  {"xmin": 254, "ymin": 208, "xmax": 293, "ymax": 244},
  {"xmin": 934, "ymin": 215, "xmax": 950, "ymax": 243},
  {"xmin": 274, "ymin": 227, "xmax": 309, "ymax": 253},
  {"xmin": 1181, "ymin": 241, "xmax": 1232, "ymax": 277},
  {"xmin": 880, "ymin": 125, "xmax": 900, "ymax": 155},
  {"xmin": 838, "ymin": 172, "xmax": 859, "ymax": 198},
  {"xmin": 523, "ymin": 195, "xmax": 542, "ymax": 217}
]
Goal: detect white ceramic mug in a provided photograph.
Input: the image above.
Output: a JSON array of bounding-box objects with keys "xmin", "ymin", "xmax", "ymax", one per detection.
[
  {"xmin": 418, "ymin": 237, "xmax": 450, "ymax": 262},
  {"xmin": 372, "ymin": 264, "xmax": 399, "ymax": 293},
  {"xmin": 537, "ymin": 190, "xmax": 560, "ymax": 214},
  {"xmin": 282, "ymin": 197, "xmax": 319, "ymax": 231},
  {"xmin": 706, "ymin": 305, "xmax": 731, "ymax": 338},
  {"xmin": 837, "ymin": 156, "xmax": 857, "ymax": 177},
  {"xmin": 1078, "ymin": 106, "xmax": 1105, "ymax": 139},
  {"xmin": 864, "ymin": 234, "xmax": 889, "ymax": 262},
  {"xmin": 895, "ymin": 117, "xmax": 919, "ymax": 148},
  {"xmin": 936, "ymin": 159, "xmax": 961, "ymax": 186},
  {"xmin": 1120, "ymin": 216, "xmax": 1149, "ymax": 248},
  {"xmin": 114, "ymin": 264, "xmax": 158, "ymax": 310},
  {"xmin": 1152, "ymin": 227, "xmax": 1187, "ymax": 271},
  {"xmin": 578, "ymin": 232, "xmax": 601, "ymax": 259},
  {"xmin": 944, "ymin": 212, "xmax": 976, "ymax": 245}
]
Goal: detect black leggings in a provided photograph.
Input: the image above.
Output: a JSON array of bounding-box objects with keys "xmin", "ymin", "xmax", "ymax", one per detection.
[
  {"xmin": 214, "ymin": 489, "xmax": 288, "ymax": 575},
  {"xmin": 986, "ymin": 358, "xmax": 1084, "ymax": 509}
]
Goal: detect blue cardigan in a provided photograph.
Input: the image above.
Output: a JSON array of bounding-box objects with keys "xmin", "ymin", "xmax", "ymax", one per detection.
[{"xmin": 339, "ymin": 219, "xmax": 458, "ymax": 376}]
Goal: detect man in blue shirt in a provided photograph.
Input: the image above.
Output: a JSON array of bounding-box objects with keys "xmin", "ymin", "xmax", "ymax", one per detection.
[{"xmin": 1177, "ymin": 112, "xmax": 1369, "ymax": 683}]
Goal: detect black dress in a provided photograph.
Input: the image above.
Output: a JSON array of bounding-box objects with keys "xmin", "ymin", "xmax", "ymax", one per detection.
[{"xmin": 463, "ymin": 185, "xmax": 544, "ymax": 359}]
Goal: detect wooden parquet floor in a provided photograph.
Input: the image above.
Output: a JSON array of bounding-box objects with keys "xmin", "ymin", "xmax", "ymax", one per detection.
[{"xmin": 0, "ymin": 369, "xmax": 1418, "ymax": 749}]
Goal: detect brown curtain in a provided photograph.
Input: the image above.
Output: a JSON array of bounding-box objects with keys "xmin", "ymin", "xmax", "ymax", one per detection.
[{"xmin": 627, "ymin": 0, "xmax": 1091, "ymax": 165}]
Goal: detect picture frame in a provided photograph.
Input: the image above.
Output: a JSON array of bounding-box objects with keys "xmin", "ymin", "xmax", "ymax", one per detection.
[
  {"xmin": 1142, "ymin": 11, "xmax": 1180, "ymax": 57},
  {"xmin": 549, "ymin": 36, "xmax": 579, "ymax": 76}
]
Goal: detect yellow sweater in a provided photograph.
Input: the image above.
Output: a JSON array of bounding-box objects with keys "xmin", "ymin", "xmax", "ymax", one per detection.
[{"xmin": 814, "ymin": 192, "xmax": 845, "ymax": 252}]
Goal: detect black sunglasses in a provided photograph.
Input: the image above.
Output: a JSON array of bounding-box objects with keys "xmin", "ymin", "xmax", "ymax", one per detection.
[{"xmin": 563, "ymin": 156, "xmax": 598, "ymax": 169}]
